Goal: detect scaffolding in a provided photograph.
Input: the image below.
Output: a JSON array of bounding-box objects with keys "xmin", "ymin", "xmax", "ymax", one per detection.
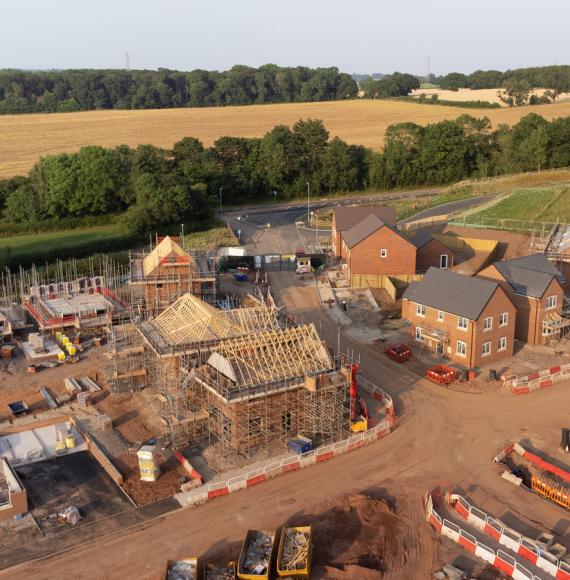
[
  {"xmin": 410, "ymin": 321, "xmax": 449, "ymax": 358},
  {"xmin": 190, "ymin": 324, "xmax": 351, "ymax": 456},
  {"xmin": 530, "ymin": 221, "xmax": 570, "ymax": 266},
  {"xmin": 129, "ymin": 236, "xmax": 218, "ymax": 317},
  {"xmin": 108, "ymin": 323, "xmax": 148, "ymax": 393},
  {"xmin": 542, "ymin": 311, "xmax": 570, "ymax": 346}
]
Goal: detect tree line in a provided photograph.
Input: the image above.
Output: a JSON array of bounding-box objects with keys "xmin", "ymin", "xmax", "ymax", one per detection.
[
  {"xmin": 0, "ymin": 66, "xmax": 357, "ymax": 114},
  {"xmin": 0, "ymin": 114, "xmax": 568, "ymax": 235}
]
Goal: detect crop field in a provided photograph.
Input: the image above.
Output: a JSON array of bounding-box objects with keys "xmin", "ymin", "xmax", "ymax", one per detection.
[
  {"xmin": 466, "ymin": 184, "xmax": 570, "ymax": 224},
  {"xmin": 410, "ymin": 87, "xmax": 570, "ymax": 105},
  {"xmin": 1, "ymin": 99, "xmax": 570, "ymax": 179}
]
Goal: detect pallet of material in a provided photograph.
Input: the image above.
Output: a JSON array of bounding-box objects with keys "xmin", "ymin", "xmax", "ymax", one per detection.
[
  {"xmin": 238, "ymin": 530, "xmax": 276, "ymax": 579},
  {"xmin": 79, "ymin": 377, "xmax": 102, "ymax": 392},
  {"xmin": 165, "ymin": 557, "xmax": 198, "ymax": 580},
  {"xmin": 205, "ymin": 561, "xmax": 236, "ymax": 579},
  {"xmin": 276, "ymin": 526, "xmax": 312, "ymax": 578},
  {"xmin": 64, "ymin": 377, "xmax": 82, "ymax": 396},
  {"xmin": 40, "ymin": 386, "xmax": 58, "ymax": 410}
]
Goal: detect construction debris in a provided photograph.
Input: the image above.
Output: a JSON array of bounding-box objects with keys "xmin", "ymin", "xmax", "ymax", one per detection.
[
  {"xmin": 205, "ymin": 563, "xmax": 235, "ymax": 580},
  {"xmin": 239, "ymin": 530, "xmax": 275, "ymax": 577},
  {"xmin": 58, "ymin": 506, "xmax": 80, "ymax": 526},
  {"xmin": 166, "ymin": 558, "xmax": 197, "ymax": 580},
  {"xmin": 277, "ymin": 526, "xmax": 311, "ymax": 575}
]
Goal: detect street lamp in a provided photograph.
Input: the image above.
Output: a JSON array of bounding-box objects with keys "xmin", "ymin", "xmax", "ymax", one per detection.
[
  {"xmin": 273, "ymin": 190, "xmax": 277, "ymax": 201},
  {"xmin": 181, "ymin": 223, "xmax": 185, "ymax": 248},
  {"xmin": 306, "ymin": 182, "xmax": 310, "ymax": 222},
  {"xmin": 219, "ymin": 187, "xmax": 223, "ymax": 218}
]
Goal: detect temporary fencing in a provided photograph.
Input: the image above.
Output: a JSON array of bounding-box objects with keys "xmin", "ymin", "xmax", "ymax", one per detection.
[
  {"xmin": 503, "ymin": 364, "xmax": 570, "ymax": 395},
  {"xmin": 176, "ymin": 384, "xmax": 396, "ymax": 509},
  {"xmin": 425, "ymin": 488, "xmax": 570, "ymax": 579},
  {"xmin": 508, "ymin": 441, "xmax": 570, "ymax": 484}
]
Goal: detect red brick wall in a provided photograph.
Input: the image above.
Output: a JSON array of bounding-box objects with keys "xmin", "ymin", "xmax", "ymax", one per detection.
[
  {"xmin": 347, "ymin": 227, "xmax": 416, "ymax": 277},
  {"xmin": 416, "ymin": 240, "xmax": 455, "ymax": 273},
  {"xmin": 402, "ymin": 285, "xmax": 516, "ymax": 368},
  {"xmin": 478, "ymin": 265, "xmax": 564, "ymax": 345}
]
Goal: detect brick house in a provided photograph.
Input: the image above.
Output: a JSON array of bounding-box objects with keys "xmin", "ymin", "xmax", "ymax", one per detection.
[
  {"xmin": 402, "ymin": 268, "xmax": 516, "ymax": 368},
  {"xmin": 331, "ymin": 206, "xmax": 396, "ymax": 258},
  {"xmin": 411, "ymin": 231, "xmax": 455, "ymax": 272},
  {"xmin": 342, "ymin": 214, "xmax": 417, "ymax": 279},
  {"xmin": 477, "ymin": 254, "xmax": 566, "ymax": 345}
]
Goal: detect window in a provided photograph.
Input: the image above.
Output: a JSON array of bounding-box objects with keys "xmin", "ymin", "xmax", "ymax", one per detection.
[
  {"xmin": 499, "ymin": 312, "xmax": 508, "ymax": 327},
  {"xmin": 456, "ymin": 340, "xmax": 467, "ymax": 357},
  {"xmin": 440, "ymin": 254, "xmax": 448, "ymax": 269},
  {"xmin": 380, "ymin": 248, "xmax": 388, "ymax": 258},
  {"xmin": 457, "ymin": 316, "xmax": 468, "ymax": 330},
  {"xmin": 416, "ymin": 303, "xmax": 426, "ymax": 317},
  {"xmin": 482, "ymin": 341, "xmax": 491, "ymax": 356},
  {"xmin": 483, "ymin": 316, "xmax": 493, "ymax": 331},
  {"xmin": 415, "ymin": 327, "xmax": 424, "ymax": 342},
  {"xmin": 437, "ymin": 310, "xmax": 444, "ymax": 322},
  {"xmin": 498, "ymin": 336, "xmax": 507, "ymax": 351},
  {"xmin": 546, "ymin": 295, "xmax": 557, "ymax": 309}
]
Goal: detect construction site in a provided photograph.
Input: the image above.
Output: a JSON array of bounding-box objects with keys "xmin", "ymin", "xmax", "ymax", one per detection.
[{"xmin": 2, "ymin": 212, "xmax": 570, "ymax": 579}]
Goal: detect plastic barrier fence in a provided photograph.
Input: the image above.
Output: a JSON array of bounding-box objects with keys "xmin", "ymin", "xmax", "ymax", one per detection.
[
  {"xmin": 503, "ymin": 364, "xmax": 570, "ymax": 395},
  {"xmin": 446, "ymin": 491, "xmax": 570, "ymax": 579}
]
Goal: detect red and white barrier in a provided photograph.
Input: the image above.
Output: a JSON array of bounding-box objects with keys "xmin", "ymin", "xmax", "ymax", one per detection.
[
  {"xmin": 176, "ymin": 386, "xmax": 396, "ymax": 509},
  {"xmin": 425, "ymin": 489, "xmax": 570, "ymax": 579},
  {"xmin": 503, "ymin": 363, "xmax": 570, "ymax": 395},
  {"xmin": 447, "ymin": 492, "xmax": 570, "ymax": 579}
]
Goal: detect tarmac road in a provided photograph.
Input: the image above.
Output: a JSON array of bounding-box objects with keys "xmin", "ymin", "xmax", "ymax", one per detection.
[
  {"xmin": 7, "ymin": 273, "xmax": 570, "ymax": 579},
  {"xmin": 225, "ymin": 193, "xmax": 491, "ymax": 255}
]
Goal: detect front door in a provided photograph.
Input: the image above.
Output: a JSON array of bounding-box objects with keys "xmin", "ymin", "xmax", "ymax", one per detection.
[{"xmin": 440, "ymin": 254, "xmax": 448, "ymax": 269}]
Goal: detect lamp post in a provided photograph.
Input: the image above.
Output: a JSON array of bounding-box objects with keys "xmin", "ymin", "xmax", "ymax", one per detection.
[
  {"xmin": 273, "ymin": 190, "xmax": 277, "ymax": 202},
  {"xmin": 306, "ymin": 182, "xmax": 310, "ymax": 223},
  {"xmin": 219, "ymin": 187, "xmax": 223, "ymax": 218},
  {"xmin": 181, "ymin": 223, "xmax": 185, "ymax": 248}
]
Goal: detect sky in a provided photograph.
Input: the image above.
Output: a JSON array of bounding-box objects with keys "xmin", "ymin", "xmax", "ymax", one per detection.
[{"xmin": 1, "ymin": 0, "xmax": 569, "ymax": 75}]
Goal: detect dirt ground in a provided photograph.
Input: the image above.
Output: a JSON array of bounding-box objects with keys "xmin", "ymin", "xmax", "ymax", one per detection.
[
  {"xmin": 94, "ymin": 390, "xmax": 163, "ymax": 445},
  {"xmin": 0, "ymin": 342, "xmax": 108, "ymax": 421},
  {"xmin": 113, "ymin": 451, "xmax": 187, "ymax": 506}
]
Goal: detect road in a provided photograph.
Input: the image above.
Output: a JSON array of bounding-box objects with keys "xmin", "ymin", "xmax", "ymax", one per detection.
[
  {"xmin": 225, "ymin": 192, "xmax": 491, "ymax": 255},
  {"xmin": 6, "ymin": 273, "xmax": 570, "ymax": 579}
]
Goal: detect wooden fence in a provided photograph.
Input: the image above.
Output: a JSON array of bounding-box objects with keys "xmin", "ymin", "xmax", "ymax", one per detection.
[{"xmin": 350, "ymin": 274, "xmax": 423, "ymax": 301}]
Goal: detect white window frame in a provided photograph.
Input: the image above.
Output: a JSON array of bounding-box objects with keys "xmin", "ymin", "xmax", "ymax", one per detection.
[
  {"xmin": 440, "ymin": 254, "xmax": 448, "ymax": 269},
  {"xmin": 546, "ymin": 295, "xmax": 557, "ymax": 310},
  {"xmin": 437, "ymin": 310, "xmax": 444, "ymax": 322},
  {"xmin": 499, "ymin": 312, "xmax": 508, "ymax": 327},
  {"xmin": 457, "ymin": 316, "xmax": 468, "ymax": 330},
  {"xmin": 415, "ymin": 327, "xmax": 424, "ymax": 342},
  {"xmin": 380, "ymin": 248, "xmax": 388, "ymax": 258},
  {"xmin": 498, "ymin": 336, "xmax": 507, "ymax": 351},
  {"xmin": 482, "ymin": 341, "xmax": 491, "ymax": 356},
  {"xmin": 456, "ymin": 340, "xmax": 467, "ymax": 357},
  {"xmin": 483, "ymin": 316, "xmax": 493, "ymax": 331},
  {"xmin": 416, "ymin": 303, "xmax": 426, "ymax": 317}
]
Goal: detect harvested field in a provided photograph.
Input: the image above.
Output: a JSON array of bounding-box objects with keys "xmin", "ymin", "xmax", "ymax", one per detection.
[
  {"xmin": 410, "ymin": 87, "xmax": 570, "ymax": 106},
  {"xmin": 1, "ymin": 100, "xmax": 569, "ymax": 178}
]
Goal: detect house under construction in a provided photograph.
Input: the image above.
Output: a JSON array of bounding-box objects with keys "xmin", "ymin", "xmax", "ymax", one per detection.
[
  {"xmin": 109, "ymin": 293, "xmax": 351, "ymax": 453},
  {"xmin": 191, "ymin": 324, "xmax": 350, "ymax": 455},
  {"xmin": 129, "ymin": 236, "xmax": 218, "ymax": 316},
  {"xmin": 22, "ymin": 276, "xmax": 129, "ymax": 332}
]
